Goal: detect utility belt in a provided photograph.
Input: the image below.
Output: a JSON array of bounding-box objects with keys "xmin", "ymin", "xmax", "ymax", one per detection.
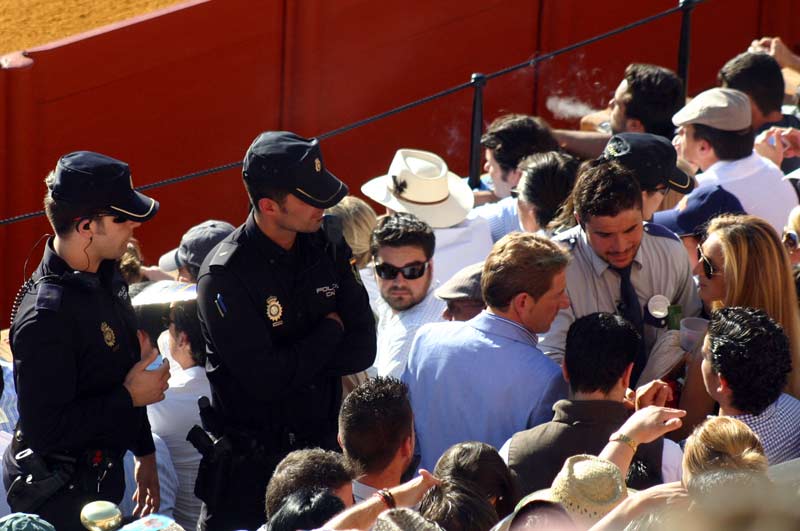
[
  {"xmin": 189, "ymin": 397, "xmax": 320, "ymax": 511},
  {"xmin": 7, "ymin": 433, "xmax": 124, "ymax": 513}
]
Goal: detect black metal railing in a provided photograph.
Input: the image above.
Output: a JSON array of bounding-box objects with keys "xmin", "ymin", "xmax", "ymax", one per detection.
[{"xmin": 0, "ymin": 0, "xmax": 704, "ymax": 227}]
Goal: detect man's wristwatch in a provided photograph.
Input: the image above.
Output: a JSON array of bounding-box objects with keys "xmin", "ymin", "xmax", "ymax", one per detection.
[{"xmin": 609, "ymin": 431, "xmax": 639, "ymax": 452}]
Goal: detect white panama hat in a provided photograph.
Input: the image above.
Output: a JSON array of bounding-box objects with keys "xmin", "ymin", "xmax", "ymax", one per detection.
[{"xmin": 361, "ymin": 149, "xmax": 474, "ymax": 228}]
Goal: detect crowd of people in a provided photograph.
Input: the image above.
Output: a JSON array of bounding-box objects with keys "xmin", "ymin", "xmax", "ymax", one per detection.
[{"xmin": 2, "ymin": 36, "xmax": 800, "ymax": 531}]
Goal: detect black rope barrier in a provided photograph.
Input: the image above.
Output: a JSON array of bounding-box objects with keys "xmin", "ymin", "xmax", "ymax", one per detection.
[{"xmin": 0, "ymin": 2, "xmax": 695, "ymax": 228}]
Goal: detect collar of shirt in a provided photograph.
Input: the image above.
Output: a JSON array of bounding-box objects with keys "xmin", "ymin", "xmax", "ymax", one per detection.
[
  {"xmin": 698, "ymin": 151, "xmax": 762, "ymax": 185},
  {"xmin": 243, "ymin": 211, "xmax": 318, "ymax": 266},
  {"xmin": 576, "ymin": 226, "xmax": 644, "ymax": 276},
  {"xmin": 472, "ymin": 310, "xmax": 539, "ymax": 346},
  {"xmin": 730, "ymin": 397, "xmax": 779, "ymax": 425},
  {"xmin": 552, "ymin": 399, "xmax": 629, "ymax": 425},
  {"xmin": 351, "ymin": 479, "xmax": 378, "ymax": 503},
  {"xmin": 39, "ymin": 237, "xmax": 120, "ymax": 290}
]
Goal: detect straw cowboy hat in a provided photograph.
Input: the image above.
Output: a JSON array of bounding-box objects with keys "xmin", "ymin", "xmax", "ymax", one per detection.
[
  {"xmin": 361, "ymin": 149, "xmax": 474, "ymax": 229},
  {"xmin": 520, "ymin": 455, "xmax": 630, "ymax": 527}
]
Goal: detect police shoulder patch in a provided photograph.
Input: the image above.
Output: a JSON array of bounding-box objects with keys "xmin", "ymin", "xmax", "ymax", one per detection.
[
  {"xmin": 35, "ymin": 282, "xmax": 63, "ymax": 312},
  {"xmin": 209, "ymin": 241, "xmax": 239, "ymax": 268},
  {"xmin": 643, "ymin": 222, "xmax": 680, "ymax": 242}
]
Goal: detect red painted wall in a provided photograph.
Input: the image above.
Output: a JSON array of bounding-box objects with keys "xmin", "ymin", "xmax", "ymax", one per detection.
[{"xmin": 1, "ymin": 0, "xmax": 798, "ymax": 321}]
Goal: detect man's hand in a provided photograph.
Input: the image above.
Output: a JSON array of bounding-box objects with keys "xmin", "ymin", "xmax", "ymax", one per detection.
[
  {"xmin": 124, "ymin": 350, "xmax": 169, "ymax": 407},
  {"xmin": 624, "ymin": 380, "xmax": 673, "ymax": 410},
  {"xmin": 755, "ymin": 128, "xmax": 788, "ymax": 167},
  {"xmin": 619, "ymin": 406, "xmax": 686, "ymax": 445},
  {"xmin": 326, "ymin": 312, "xmax": 344, "ymax": 331},
  {"xmin": 132, "ymin": 453, "xmax": 160, "ymax": 517},
  {"xmin": 749, "ymin": 37, "xmax": 800, "ymax": 70}
]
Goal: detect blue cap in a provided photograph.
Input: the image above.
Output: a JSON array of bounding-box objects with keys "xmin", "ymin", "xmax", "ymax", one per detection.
[
  {"xmin": 49, "ymin": 151, "xmax": 159, "ymax": 221},
  {"xmin": 652, "ymin": 185, "xmax": 746, "ymax": 237}
]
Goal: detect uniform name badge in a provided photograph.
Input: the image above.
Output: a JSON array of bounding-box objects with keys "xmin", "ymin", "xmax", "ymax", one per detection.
[{"xmin": 266, "ymin": 296, "xmax": 283, "ymax": 327}]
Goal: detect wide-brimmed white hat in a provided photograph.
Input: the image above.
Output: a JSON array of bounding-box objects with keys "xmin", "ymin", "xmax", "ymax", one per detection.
[{"xmin": 361, "ymin": 149, "xmax": 474, "ymax": 228}]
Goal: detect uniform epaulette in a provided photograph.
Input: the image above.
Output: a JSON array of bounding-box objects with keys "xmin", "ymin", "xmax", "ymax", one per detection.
[
  {"xmin": 643, "ymin": 222, "xmax": 680, "ymax": 242},
  {"xmin": 35, "ymin": 281, "xmax": 63, "ymax": 312},
  {"xmin": 209, "ymin": 241, "xmax": 239, "ymax": 268},
  {"xmin": 553, "ymin": 231, "xmax": 579, "ymax": 251}
]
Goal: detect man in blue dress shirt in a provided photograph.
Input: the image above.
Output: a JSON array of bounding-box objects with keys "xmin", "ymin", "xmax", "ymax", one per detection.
[{"xmin": 402, "ymin": 233, "xmax": 570, "ymax": 470}]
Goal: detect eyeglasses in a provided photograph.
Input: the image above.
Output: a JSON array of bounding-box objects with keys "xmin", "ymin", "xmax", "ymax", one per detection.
[
  {"xmin": 783, "ymin": 228, "xmax": 799, "ymax": 251},
  {"xmin": 509, "ymin": 188, "xmax": 519, "ymax": 199},
  {"xmin": 696, "ymin": 244, "xmax": 721, "ymax": 279},
  {"xmin": 374, "ymin": 261, "xmax": 428, "ymax": 280},
  {"xmin": 654, "ymin": 186, "xmax": 668, "ymax": 197}
]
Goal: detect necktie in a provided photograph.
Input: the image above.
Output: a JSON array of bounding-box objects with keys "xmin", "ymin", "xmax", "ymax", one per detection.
[{"xmin": 612, "ymin": 264, "xmax": 646, "ymax": 386}]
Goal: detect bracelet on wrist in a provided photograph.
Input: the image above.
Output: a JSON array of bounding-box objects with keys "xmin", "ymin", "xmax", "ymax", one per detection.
[
  {"xmin": 609, "ymin": 431, "xmax": 639, "ymax": 452},
  {"xmin": 375, "ymin": 488, "xmax": 396, "ymax": 509}
]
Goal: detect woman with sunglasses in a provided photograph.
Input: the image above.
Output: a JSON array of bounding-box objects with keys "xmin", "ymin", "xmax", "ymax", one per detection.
[
  {"xmin": 782, "ymin": 205, "xmax": 800, "ymax": 266},
  {"xmin": 678, "ymin": 214, "xmax": 800, "ymax": 437}
]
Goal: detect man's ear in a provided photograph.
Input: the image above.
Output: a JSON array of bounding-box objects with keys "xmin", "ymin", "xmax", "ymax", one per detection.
[
  {"xmin": 717, "ymin": 374, "xmax": 733, "ymax": 397},
  {"xmin": 561, "ymin": 363, "xmax": 570, "ymax": 383},
  {"xmin": 75, "ymin": 217, "xmax": 94, "ymax": 239},
  {"xmin": 336, "ymin": 432, "xmax": 344, "ymax": 452},
  {"xmin": 177, "ymin": 331, "xmax": 190, "ymax": 349},
  {"xmin": 400, "ymin": 433, "xmax": 413, "ymax": 458},
  {"xmin": 625, "ymin": 118, "xmax": 645, "ymax": 133},
  {"xmin": 257, "ymin": 197, "xmax": 280, "ymax": 217},
  {"xmin": 621, "ymin": 362, "xmax": 634, "ymax": 390}
]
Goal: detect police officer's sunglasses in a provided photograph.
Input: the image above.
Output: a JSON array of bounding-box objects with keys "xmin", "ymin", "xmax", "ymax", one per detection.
[
  {"xmin": 696, "ymin": 244, "xmax": 721, "ymax": 279},
  {"xmin": 374, "ymin": 261, "xmax": 429, "ymax": 280}
]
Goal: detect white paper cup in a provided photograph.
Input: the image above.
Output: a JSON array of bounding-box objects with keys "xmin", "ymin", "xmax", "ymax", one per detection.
[{"xmin": 680, "ymin": 317, "xmax": 709, "ymax": 352}]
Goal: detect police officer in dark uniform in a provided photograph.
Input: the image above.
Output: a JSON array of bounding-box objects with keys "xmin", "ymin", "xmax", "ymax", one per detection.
[
  {"xmin": 195, "ymin": 132, "xmax": 376, "ymax": 531},
  {"xmin": 3, "ymin": 152, "xmax": 170, "ymax": 530}
]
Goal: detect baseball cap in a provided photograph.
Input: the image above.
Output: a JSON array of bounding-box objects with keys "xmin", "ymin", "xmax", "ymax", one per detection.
[
  {"xmin": 435, "ymin": 262, "xmax": 484, "ymax": 302},
  {"xmin": 48, "ymin": 151, "xmax": 159, "ymax": 222},
  {"xmin": 602, "ymin": 133, "xmax": 694, "ymax": 194},
  {"xmin": 158, "ymin": 219, "xmax": 235, "ymax": 272},
  {"xmin": 672, "ymin": 88, "xmax": 752, "ymax": 131},
  {"xmin": 652, "ymin": 185, "xmax": 746, "ymax": 237},
  {"xmin": 243, "ymin": 131, "xmax": 348, "ymax": 209}
]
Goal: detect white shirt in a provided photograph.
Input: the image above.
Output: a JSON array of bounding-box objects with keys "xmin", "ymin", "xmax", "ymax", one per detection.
[
  {"xmin": 695, "ymin": 152, "xmax": 798, "ymax": 233},
  {"xmin": 372, "ymin": 288, "xmax": 445, "ymax": 379},
  {"xmin": 432, "ymin": 214, "xmax": 494, "ymax": 285},
  {"xmin": 147, "ymin": 366, "xmax": 211, "ymax": 530}
]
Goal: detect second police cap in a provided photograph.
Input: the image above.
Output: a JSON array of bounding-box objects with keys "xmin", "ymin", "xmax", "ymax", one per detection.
[
  {"xmin": 651, "ymin": 185, "xmax": 746, "ymax": 237},
  {"xmin": 242, "ymin": 131, "xmax": 348, "ymax": 209},
  {"xmin": 602, "ymin": 133, "xmax": 694, "ymax": 194},
  {"xmin": 48, "ymin": 151, "xmax": 159, "ymax": 221}
]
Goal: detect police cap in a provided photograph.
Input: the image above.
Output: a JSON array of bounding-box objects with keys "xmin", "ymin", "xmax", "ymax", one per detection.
[{"xmin": 242, "ymin": 131, "xmax": 348, "ymax": 209}]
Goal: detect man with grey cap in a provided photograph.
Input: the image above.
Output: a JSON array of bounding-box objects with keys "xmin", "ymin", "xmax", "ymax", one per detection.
[
  {"xmin": 195, "ymin": 131, "xmax": 376, "ymax": 531},
  {"xmin": 435, "ymin": 261, "xmax": 485, "ymax": 321},
  {"xmin": 673, "ymin": 87, "xmax": 797, "ymax": 232},
  {"xmin": 158, "ymin": 220, "xmax": 235, "ymax": 282},
  {"xmin": 5, "ymin": 151, "xmax": 167, "ymax": 530}
]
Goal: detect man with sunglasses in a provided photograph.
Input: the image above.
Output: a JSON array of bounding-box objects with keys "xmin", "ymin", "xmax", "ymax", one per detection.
[
  {"xmin": 5, "ymin": 151, "xmax": 167, "ymax": 530},
  {"xmin": 369, "ymin": 213, "xmax": 444, "ymax": 379},
  {"xmin": 195, "ymin": 132, "xmax": 376, "ymax": 531}
]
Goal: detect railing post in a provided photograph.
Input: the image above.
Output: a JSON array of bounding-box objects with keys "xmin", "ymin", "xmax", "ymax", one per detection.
[
  {"xmin": 677, "ymin": 0, "xmax": 698, "ymax": 94},
  {"xmin": 468, "ymin": 73, "xmax": 487, "ymax": 190}
]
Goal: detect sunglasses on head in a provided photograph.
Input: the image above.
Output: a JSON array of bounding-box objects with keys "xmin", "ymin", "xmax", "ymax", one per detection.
[
  {"xmin": 375, "ymin": 261, "xmax": 428, "ymax": 280},
  {"xmin": 783, "ymin": 228, "xmax": 799, "ymax": 251},
  {"xmin": 696, "ymin": 244, "xmax": 720, "ymax": 280}
]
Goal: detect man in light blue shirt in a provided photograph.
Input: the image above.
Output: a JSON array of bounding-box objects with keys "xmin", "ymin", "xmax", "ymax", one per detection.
[{"xmin": 402, "ymin": 233, "xmax": 570, "ymax": 470}]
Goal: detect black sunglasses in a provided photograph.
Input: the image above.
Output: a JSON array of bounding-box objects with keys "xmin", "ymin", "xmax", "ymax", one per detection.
[
  {"xmin": 783, "ymin": 229, "xmax": 799, "ymax": 251},
  {"xmin": 375, "ymin": 261, "xmax": 428, "ymax": 280},
  {"xmin": 696, "ymin": 244, "xmax": 721, "ymax": 280}
]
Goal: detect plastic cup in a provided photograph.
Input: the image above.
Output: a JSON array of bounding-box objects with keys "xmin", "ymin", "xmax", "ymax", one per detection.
[{"xmin": 680, "ymin": 317, "xmax": 709, "ymax": 352}]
